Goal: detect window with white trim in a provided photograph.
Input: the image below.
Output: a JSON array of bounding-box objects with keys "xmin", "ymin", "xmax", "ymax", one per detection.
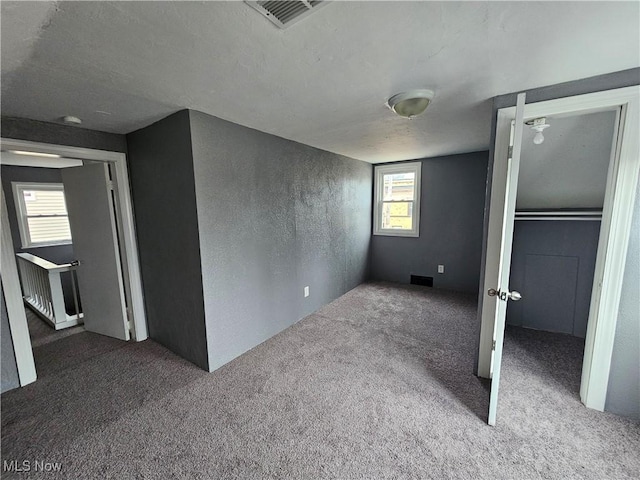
[
  {"xmin": 373, "ymin": 162, "xmax": 421, "ymax": 237},
  {"xmin": 12, "ymin": 182, "xmax": 73, "ymax": 248}
]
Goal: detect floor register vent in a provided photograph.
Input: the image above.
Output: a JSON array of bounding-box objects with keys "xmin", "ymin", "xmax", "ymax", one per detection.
[
  {"xmin": 246, "ymin": 1, "xmax": 328, "ymax": 29},
  {"xmin": 410, "ymin": 275, "xmax": 434, "ymax": 287}
]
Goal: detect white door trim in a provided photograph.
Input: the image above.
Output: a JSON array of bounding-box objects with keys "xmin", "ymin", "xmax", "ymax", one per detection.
[
  {"xmin": 0, "ymin": 138, "xmax": 148, "ymax": 346},
  {"xmin": 488, "ymin": 92, "xmax": 527, "ymax": 426},
  {"xmin": 477, "ymin": 107, "xmax": 514, "ymax": 379},
  {"xmin": 477, "ymin": 85, "xmax": 640, "ymax": 411},
  {"xmin": 1, "ymin": 187, "xmax": 37, "ymax": 387}
]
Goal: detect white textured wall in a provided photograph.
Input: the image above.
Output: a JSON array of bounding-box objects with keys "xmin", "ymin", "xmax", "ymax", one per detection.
[{"xmin": 518, "ymin": 110, "xmax": 616, "ymax": 210}]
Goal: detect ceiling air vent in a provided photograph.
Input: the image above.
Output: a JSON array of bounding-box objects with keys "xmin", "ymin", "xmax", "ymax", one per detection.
[{"xmin": 246, "ymin": 1, "xmax": 328, "ymax": 29}]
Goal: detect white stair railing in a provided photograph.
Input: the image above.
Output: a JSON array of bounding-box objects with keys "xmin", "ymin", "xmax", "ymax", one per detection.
[{"xmin": 16, "ymin": 253, "xmax": 83, "ymax": 330}]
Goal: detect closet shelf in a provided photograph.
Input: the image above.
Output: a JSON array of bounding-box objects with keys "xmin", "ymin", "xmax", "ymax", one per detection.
[{"xmin": 514, "ymin": 210, "xmax": 602, "ymax": 221}]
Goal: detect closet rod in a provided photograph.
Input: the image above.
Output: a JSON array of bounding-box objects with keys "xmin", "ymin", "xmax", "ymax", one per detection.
[
  {"xmin": 515, "ymin": 209, "xmax": 602, "ymax": 221},
  {"xmin": 514, "ymin": 210, "xmax": 603, "ymax": 216},
  {"xmin": 515, "ymin": 216, "xmax": 601, "ymax": 221}
]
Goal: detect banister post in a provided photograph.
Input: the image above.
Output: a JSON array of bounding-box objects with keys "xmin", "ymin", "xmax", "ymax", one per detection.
[{"xmin": 48, "ymin": 270, "xmax": 67, "ymax": 329}]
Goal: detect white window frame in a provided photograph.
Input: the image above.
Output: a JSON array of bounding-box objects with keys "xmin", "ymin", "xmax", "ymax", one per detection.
[
  {"xmin": 373, "ymin": 162, "xmax": 422, "ymax": 237},
  {"xmin": 11, "ymin": 182, "xmax": 72, "ymax": 248}
]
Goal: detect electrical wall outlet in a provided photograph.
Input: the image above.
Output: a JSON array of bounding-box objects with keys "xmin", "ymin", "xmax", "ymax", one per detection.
[
  {"xmin": 438, "ymin": 265, "xmax": 445, "ymax": 274},
  {"xmin": 304, "ymin": 286, "xmax": 310, "ymax": 297}
]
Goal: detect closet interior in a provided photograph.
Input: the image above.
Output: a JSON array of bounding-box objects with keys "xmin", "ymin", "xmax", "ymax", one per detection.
[{"xmin": 505, "ymin": 109, "xmax": 616, "ymax": 390}]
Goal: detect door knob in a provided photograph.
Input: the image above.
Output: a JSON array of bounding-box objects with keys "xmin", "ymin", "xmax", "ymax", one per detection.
[{"xmin": 488, "ymin": 288, "xmax": 521, "ymax": 301}]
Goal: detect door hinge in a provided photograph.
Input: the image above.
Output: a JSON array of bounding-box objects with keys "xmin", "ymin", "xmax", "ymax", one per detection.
[
  {"xmin": 108, "ymin": 180, "xmax": 114, "ymax": 191},
  {"xmin": 508, "ymin": 145, "xmax": 514, "ymax": 158},
  {"xmin": 126, "ymin": 308, "xmax": 133, "ymax": 336},
  {"xmin": 488, "ymin": 288, "xmax": 508, "ymax": 301},
  {"xmin": 492, "ymin": 340, "xmax": 496, "ymax": 351}
]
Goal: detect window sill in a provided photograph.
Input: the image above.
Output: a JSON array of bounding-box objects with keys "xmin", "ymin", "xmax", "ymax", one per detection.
[
  {"xmin": 373, "ymin": 231, "xmax": 419, "ymax": 238},
  {"xmin": 22, "ymin": 242, "xmax": 73, "ymax": 249}
]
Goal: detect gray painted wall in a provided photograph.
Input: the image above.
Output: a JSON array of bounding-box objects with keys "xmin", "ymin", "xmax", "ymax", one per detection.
[
  {"xmin": 370, "ymin": 152, "xmax": 488, "ymax": 294},
  {"xmin": 491, "ymin": 68, "xmax": 640, "ymax": 111},
  {"xmin": 606, "ymin": 180, "xmax": 640, "ymax": 420},
  {"xmin": 507, "ymin": 221, "xmax": 600, "ymax": 338},
  {"xmin": 476, "ymin": 67, "xmax": 640, "ymax": 419},
  {"xmin": 126, "ymin": 110, "xmax": 209, "ymax": 370},
  {"xmin": 188, "ymin": 110, "xmax": 372, "ymax": 371},
  {"xmin": 1, "ymin": 282, "xmax": 20, "ymax": 393},
  {"xmin": 1, "ymin": 116, "xmax": 127, "ymax": 153}
]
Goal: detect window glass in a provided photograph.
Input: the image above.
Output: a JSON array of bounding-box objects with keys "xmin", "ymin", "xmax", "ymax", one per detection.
[
  {"xmin": 13, "ymin": 183, "xmax": 72, "ymax": 247},
  {"xmin": 374, "ymin": 163, "xmax": 421, "ymax": 237},
  {"xmin": 382, "ymin": 173, "xmax": 415, "ymax": 201},
  {"xmin": 381, "ymin": 202, "xmax": 413, "ymax": 230},
  {"xmin": 23, "ymin": 189, "xmax": 68, "ymax": 216},
  {"xmin": 26, "ymin": 217, "xmax": 72, "ymax": 244}
]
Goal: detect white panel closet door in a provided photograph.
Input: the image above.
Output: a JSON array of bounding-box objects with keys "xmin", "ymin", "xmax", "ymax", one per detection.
[{"xmin": 487, "ymin": 93, "xmax": 526, "ymax": 426}]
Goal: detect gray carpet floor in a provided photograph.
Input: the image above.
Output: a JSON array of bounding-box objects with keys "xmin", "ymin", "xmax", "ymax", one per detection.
[
  {"xmin": 2, "ymin": 282, "xmax": 638, "ymax": 479},
  {"xmin": 25, "ymin": 308, "xmax": 85, "ymax": 349}
]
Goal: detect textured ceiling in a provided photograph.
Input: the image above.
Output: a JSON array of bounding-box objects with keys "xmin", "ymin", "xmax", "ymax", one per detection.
[
  {"xmin": 518, "ymin": 110, "xmax": 616, "ymax": 210},
  {"xmin": 2, "ymin": 1, "xmax": 639, "ymax": 163}
]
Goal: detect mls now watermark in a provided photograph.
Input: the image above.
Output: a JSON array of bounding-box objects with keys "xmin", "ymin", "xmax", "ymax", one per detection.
[{"xmin": 3, "ymin": 459, "xmax": 62, "ymax": 473}]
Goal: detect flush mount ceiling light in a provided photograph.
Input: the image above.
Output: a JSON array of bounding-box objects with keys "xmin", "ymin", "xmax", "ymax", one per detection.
[
  {"xmin": 526, "ymin": 117, "xmax": 550, "ymax": 144},
  {"xmin": 387, "ymin": 89, "xmax": 435, "ymax": 119}
]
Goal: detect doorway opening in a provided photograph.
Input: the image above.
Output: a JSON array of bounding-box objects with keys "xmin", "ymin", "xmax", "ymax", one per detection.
[
  {"xmin": 1, "ymin": 139, "xmax": 147, "ymax": 388},
  {"xmin": 477, "ymin": 86, "xmax": 639, "ymax": 425},
  {"xmin": 503, "ymin": 109, "xmax": 616, "ymax": 405}
]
